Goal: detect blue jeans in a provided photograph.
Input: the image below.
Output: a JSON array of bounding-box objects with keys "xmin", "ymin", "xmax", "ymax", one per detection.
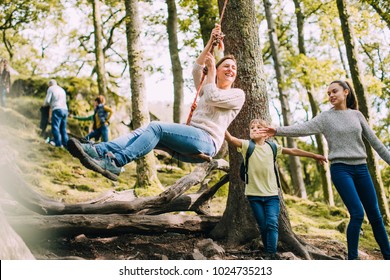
[
  {"xmin": 1, "ymin": 87, "xmax": 6, "ymax": 107},
  {"xmin": 247, "ymin": 195, "xmax": 280, "ymax": 254},
  {"xmin": 95, "ymin": 121, "xmax": 216, "ymax": 166},
  {"xmin": 86, "ymin": 124, "xmax": 109, "ymax": 142},
  {"xmin": 51, "ymin": 109, "xmax": 69, "ymax": 147},
  {"xmin": 330, "ymin": 163, "xmax": 390, "ymax": 260}
]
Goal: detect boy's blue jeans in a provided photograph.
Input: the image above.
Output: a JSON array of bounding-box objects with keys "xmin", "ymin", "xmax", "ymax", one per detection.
[
  {"xmin": 51, "ymin": 108, "xmax": 69, "ymax": 147},
  {"xmin": 95, "ymin": 121, "xmax": 216, "ymax": 166},
  {"xmin": 330, "ymin": 163, "xmax": 390, "ymax": 260},
  {"xmin": 86, "ymin": 124, "xmax": 109, "ymax": 142},
  {"xmin": 247, "ymin": 195, "xmax": 280, "ymax": 254}
]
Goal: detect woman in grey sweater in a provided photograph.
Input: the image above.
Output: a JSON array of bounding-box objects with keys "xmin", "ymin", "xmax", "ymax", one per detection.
[{"xmin": 260, "ymin": 80, "xmax": 390, "ymax": 260}]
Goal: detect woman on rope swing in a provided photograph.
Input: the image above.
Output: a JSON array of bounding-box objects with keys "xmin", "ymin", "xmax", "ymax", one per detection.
[{"xmin": 67, "ymin": 24, "xmax": 245, "ymax": 181}]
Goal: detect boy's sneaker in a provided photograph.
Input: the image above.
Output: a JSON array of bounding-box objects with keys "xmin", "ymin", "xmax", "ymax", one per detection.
[
  {"xmin": 83, "ymin": 154, "xmax": 121, "ymax": 181},
  {"xmin": 67, "ymin": 137, "xmax": 100, "ymax": 160},
  {"xmin": 264, "ymin": 253, "xmax": 278, "ymax": 260}
]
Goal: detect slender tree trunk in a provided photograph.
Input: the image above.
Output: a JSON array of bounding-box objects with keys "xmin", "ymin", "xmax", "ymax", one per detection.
[
  {"xmin": 263, "ymin": 0, "xmax": 307, "ymax": 199},
  {"xmin": 337, "ymin": 0, "xmax": 390, "ymax": 223},
  {"xmin": 124, "ymin": 0, "xmax": 162, "ymax": 190},
  {"xmin": 293, "ymin": 0, "xmax": 334, "ymax": 205},
  {"xmin": 92, "ymin": 0, "xmax": 108, "ymax": 96},
  {"xmin": 306, "ymin": 88, "xmax": 334, "ymax": 206},
  {"xmin": 333, "ymin": 27, "xmax": 350, "ymax": 79},
  {"xmin": 166, "ymin": 0, "xmax": 184, "ymax": 124},
  {"xmin": 292, "ymin": 0, "xmax": 306, "ymax": 55}
]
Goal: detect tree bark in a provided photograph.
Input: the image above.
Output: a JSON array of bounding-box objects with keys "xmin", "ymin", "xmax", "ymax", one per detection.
[
  {"xmin": 92, "ymin": 0, "xmax": 108, "ymax": 96},
  {"xmin": 337, "ymin": 0, "xmax": 390, "ymax": 224},
  {"xmin": 8, "ymin": 214, "xmax": 220, "ymax": 240},
  {"xmin": 263, "ymin": 0, "xmax": 307, "ymax": 199},
  {"xmin": 210, "ymin": 0, "xmax": 269, "ymax": 245},
  {"xmin": 124, "ymin": 0, "xmax": 162, "ymax": 190}
]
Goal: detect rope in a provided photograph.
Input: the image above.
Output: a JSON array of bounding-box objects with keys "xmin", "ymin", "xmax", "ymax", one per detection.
[{"xmin": 186, "ymin": 0, "xmax": 229, "ymax": 125}]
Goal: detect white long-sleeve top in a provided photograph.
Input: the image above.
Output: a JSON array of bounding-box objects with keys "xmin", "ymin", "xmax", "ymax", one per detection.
[{"xmin": 190, "ymin": 63, "xmax": 245, "ymax": 151}]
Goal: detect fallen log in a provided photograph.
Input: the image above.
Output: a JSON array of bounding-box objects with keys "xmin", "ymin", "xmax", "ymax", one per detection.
[
  {"xmin": 7, "ymin": 214, "xmax": 221, "ymax": 240},
  {"xmin": 0, "ymin": 151, "xmax": 229, "ymax": 215}
]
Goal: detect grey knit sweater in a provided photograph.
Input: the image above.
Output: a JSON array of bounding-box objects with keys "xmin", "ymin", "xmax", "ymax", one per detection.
[
  {"xmin": 191, "ymin": 63, "xmax": 245, "ymax": 151},
  {"xmin": 276, "ymin": 108, "xmax": 390, "ymax": 165}
]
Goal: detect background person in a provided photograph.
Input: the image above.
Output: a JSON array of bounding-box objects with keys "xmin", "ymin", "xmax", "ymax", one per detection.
[
  {"xmin": 0, "ymin": 59, "xmax": 11, "ymax": 108},
  {"xmin": 72, "ymin": 95, "xmax": 113, "ymax": 142},
  {"xmin": 43, "ymin": 79, "xmax": 69, "ymax": 148}
]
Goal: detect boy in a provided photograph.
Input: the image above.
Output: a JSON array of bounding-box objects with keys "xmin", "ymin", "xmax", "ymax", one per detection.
[
  {"xmin": 72, "ymin": 95, "xmax": 113, "ymax": 142},
  {"xmin": 225, "ymin": 119, "xmax": 327, "ymax": 259}
]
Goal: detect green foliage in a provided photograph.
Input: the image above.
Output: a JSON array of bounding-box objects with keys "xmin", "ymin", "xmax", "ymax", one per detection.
[{"xmin": 285, "ymin": 54, "xmax": 345, "ymax": 91}]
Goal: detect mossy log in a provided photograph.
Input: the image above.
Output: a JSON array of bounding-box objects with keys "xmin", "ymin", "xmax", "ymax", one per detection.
[
  {"xmin": 0, "ymin": 152, "xmax": 229, "ymax": 215},
  {"xmin": 7, "ymin": 214, "xmax": 220, "ymax": 240}
]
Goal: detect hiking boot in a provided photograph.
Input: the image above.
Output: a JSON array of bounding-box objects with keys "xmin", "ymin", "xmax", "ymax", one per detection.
[
  {"xmin": 67, "ymin": 137, "xmax": 100, "ymax": 160},
  {"xmin": 264, "ymin": 252, "xmax": 278, "ymax": 260},
  {"xmin": 81, "ymin": 154, "xmax": 121, "ymax": 181}
]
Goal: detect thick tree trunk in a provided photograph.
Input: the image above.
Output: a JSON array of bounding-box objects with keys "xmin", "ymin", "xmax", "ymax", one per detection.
[
  {"xmin": 263, "ymin": 0, "xmax": 307, "ymax": 199},
  {"xmin": 210, "ymin": 0, "xmax": 270, "ymax": 245},
  {"xmin": 166, "ymin": 0, "xmax": 184, "ymax": 123},
  {"xmin": 209, "ymin": 1, "xmax": 318, "ymax": 260},
  {"xmin": 92, "ymin": 0, "xmax": 108, "ymax": 96},
  {"xmin": 124, "ymin": 0, "xmax": 162, "ymax": 190},
  {"xmin": 337, "ymin": 0, "xmax": 390, "ymax": 224}
]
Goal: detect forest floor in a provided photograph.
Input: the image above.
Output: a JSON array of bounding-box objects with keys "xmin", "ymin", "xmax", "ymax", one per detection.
[{"xmin": 30, "ymin": 230, "xmax": 382, "ymax": 260}]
